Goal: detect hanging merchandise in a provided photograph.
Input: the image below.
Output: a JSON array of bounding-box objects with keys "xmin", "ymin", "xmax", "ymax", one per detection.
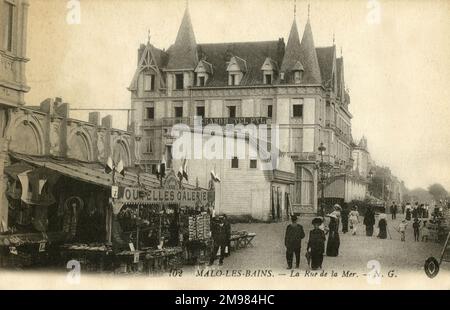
[{"xmin": 187, "ymin": 212, "xmax": 211, "ymax": 241}]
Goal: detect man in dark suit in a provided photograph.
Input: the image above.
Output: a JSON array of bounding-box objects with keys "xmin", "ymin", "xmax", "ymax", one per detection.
[
  {"xmin": 209, "ymin": 216, "xmax": 228, "ymax": 266},
  {"xmin": 284, "ymin": 215, "xmax": 305, "ymax": 269}
]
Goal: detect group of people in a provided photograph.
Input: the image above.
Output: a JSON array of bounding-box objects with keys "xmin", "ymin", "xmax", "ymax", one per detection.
[
  {"xmin": 284, "ymin": 204, "xmax": 343, "ymax": 270},
  {"xmin": 283, "ymin": 200, "xmax": 437, "ymax": 270}
]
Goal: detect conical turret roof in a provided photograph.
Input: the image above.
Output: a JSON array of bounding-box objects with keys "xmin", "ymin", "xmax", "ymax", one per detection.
[
  {"xmin": 280, "ymin": 20, "xmax": 302, "ymax": 73},
  {"xmin": 299, "ymin": 20, "xmax": 322, "ymax": 84},
  {"xmin": 167, "ymin": 7, "xmax": 198, "ymax": 70}
]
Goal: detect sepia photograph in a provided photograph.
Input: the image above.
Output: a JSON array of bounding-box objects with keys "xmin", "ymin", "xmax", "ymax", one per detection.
[{"xmin": 0, "ymin": 0, "xmax": 449, "ymax": 292}]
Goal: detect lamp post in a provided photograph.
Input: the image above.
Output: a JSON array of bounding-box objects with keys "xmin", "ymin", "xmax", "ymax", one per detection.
[{"xmin": 318, "ymin": 142, "xmax": 327, "ymax": 217}]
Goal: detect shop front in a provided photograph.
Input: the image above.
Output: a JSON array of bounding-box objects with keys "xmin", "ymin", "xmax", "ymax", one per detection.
[{"xmin": 0, "ymin": 152, "xmax": 214, "ymax": 273}]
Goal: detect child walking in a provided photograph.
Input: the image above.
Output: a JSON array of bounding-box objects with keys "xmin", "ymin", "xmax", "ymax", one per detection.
[
  {"xmin": 398, "ymin": 220, "xmax": 408, "ymax": 242},
  {"xmin": 413, "ymin": 218, "xmax": 421, "ymax": 242},
  {"xmin": 421, "ymin": 221, "xmax": 429, "ymax": 242}
]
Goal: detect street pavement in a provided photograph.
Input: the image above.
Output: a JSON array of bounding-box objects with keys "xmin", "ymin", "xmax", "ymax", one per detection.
[{"xmin": 219, "ymin": 215, "xmax": 447, "ymax": 275}]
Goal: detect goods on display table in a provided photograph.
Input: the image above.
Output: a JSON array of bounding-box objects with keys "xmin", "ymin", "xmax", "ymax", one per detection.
[
  {"xmin": 0, "ymin": 232, "xmax": 65, "ymax": 268},
  {"xmin": 115, "ymin": 246, "xmax": 183, "ymax": 274},
  {"xmin": 60, "ymin": 243, "xmax": 113, "ymax": 272}
]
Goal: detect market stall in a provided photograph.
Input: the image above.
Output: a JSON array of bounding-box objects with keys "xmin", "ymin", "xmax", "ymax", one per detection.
[
  {"xmin": 111, "ymin": 172, "xmax": 214, "ymax": 273},
  {"xmin": 0, "ymin": 153, "xmax": 215, "ymax": 273}
]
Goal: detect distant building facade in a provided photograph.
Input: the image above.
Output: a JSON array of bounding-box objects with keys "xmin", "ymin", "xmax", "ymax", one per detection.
[
  {"xmin": 0, "ymin": 1, "xmax": 137, "ymax": 230},
  {"xmin": 0, "ymin": 0, "xmax": 30, "ymax": 230},
  {"xmin": 129, "ymin": 6, "xmax": 354, "ymax": 217},
  {"xmin": 352, "ymin": 136, "xmax": 372, "ymax": 178}
]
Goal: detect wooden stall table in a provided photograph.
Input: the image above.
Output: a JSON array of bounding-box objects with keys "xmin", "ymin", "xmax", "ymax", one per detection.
[
  {"xmin": 60, "ymin": 243, "xmax": 113, "ymax": 272},
  {"xmin": 230, "ymin": 231, "xmax": 256, "ymax": 250},
  {"xmin": 114, "ymin": 250, "xmax": 146, "ymax": 274},
  {"xmin": 142, "ymin": 247, "xmax": 183, "ymax": 275}
]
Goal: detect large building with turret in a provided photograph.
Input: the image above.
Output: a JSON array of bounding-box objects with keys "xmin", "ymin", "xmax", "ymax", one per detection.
[{"xmin": 129, "ymin": 6, "xmax": 354, "ymax": 218}]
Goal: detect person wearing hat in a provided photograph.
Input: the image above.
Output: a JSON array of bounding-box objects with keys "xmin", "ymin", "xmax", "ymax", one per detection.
[
  {"xmin": 326, "ymin": 212, "xmax": 340, "ymax": 257},
  {"xmin": 377, "ymin": 213, "xmax": 388, "ymax": 239},
  {"xmin": 284, "ymin": 215, "xmax": 305, "ymax": 269},
  {"xmin": 341, "ymin": 205, "xmax": 350, "ymax": 234},
  {"xmin": 364, "ymin": 207, "xmax": 376, "ymax": 237},
  {"xmin": 349, "ymin": 206, "xmax": 360, "ymax": 235},
  {"xmin": 208, "ymin": 216, "xmax": 228, "ymax": 266},
  {"xmin": 307, "ymin": 218, "xmax": 326, "ymax": 270}
]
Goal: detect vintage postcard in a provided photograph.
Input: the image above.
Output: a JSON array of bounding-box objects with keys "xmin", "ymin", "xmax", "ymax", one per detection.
[{"xmin": 0, "ymin": 0, "xmax": 449, "ymax": 291}]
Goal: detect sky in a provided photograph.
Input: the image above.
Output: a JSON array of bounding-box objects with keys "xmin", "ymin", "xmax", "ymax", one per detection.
[{"xmin": 25, "ymin": 0, "xmax": 450, "ymax": 191}]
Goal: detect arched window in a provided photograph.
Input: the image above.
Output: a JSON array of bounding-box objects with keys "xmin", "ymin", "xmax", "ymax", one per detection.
[
  {"xmin": 113, "ymin": 140, "xmax": 130, "ymax": 167},
  {"xmin": 294, "ymin": 165, "xmax": 314, "ymax": 207},
  {"xmin": 9, "ymin": 121, "xmax": 42, "ymax": 155},
  {"xmin": 68, "ymin": 133, "xmax": 90, "ymax": 161}
]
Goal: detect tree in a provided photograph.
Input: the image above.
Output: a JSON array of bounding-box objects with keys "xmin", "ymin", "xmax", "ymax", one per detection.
[{"xmin": 427, "ymin": 183, "xmax": 448, "ymax": 201}]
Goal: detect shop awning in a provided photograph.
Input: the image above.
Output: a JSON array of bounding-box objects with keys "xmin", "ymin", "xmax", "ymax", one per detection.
[{"xmin": 8, "ymin": 152, "xmax": 201, "ymax": 191}]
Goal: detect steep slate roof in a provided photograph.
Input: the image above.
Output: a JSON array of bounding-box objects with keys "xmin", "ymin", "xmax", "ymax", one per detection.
[
  {"xmin": 336, "ymin": 57, "xmax": 344, "ymax": 98},
  {"xmin": 280, "ymin": 20, "xmax": 302, "ymax": 73},
  {"xmin": 316, "ymin": 46, "xmax": 335, "ymax": 88},
  {"xmin": 166, "ymin": 7, "xmax": 198, "ymax": 70},
  {"xmin": 196, "ymin": 40, "xmax": 284, "ymax": 87},
  {"xmin": 149, "ymin": 45, "xmax": 169, "ymax": 68},
  {"xmin": 298, "ymin": 20, "xmax": 322, "ymax": 84}
]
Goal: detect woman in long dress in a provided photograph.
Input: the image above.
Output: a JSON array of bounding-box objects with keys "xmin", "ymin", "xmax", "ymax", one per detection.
[
  {"xmin": 377, "ymin": 213, "xmax": 388, "ymax": 239},
  {"xmin": 364, "ymin": 208, "xmax": 376, "ymax": 236},
  {"xmin": 307, "ymin": 217, "xmax": 326, "ymax": 270},
  {"xmin": 326, "ymin": 214, "xmax": 340, "ymax": 257},
  {"xmin": 349, "ymin": 206, "xmax": 360, "ymax": 235}
]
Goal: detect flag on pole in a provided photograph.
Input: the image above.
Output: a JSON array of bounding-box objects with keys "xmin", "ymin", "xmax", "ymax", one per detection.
[
  {"xmin": 157, "ymin": 158, "xmax": 166, "ymax": 180},
  {"xmin": 177, "ymin": 158, "xmax": 188, "ymax": 182},
  {"xmin": 105, "ymin": 156, "xmax": 114, "ymax": 174},
  {"xmin": 116, "ymin": 159, "xmax": 125, "ymax": 177},
  {"xmin": 18, "ymin": 170, "xmax": 31, "ymax": 203},
  {"xmin": 210, "ymin": 169, "xmax": 221, "ymax": 183}
]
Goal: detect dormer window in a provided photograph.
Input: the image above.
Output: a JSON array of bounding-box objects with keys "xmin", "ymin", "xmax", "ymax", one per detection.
[
  {"xmin": 195, "ymin": 60, "xmax": 213, "ymax": 87},
  {"xmin": 198, "ymin": 76, "xmax": 205, "ymax": 86},
  {"xmin": 227, "ymin": 56, "xmax": 247, "ymax": 86},
  {"xmin": 144, "ymin": 74, "xmax": 155, "ymax": 91},
  {"xmin": 294, "ymin": 71, "xmax": 303, "ymax": 84},
  {"xmin": 175, "ymin": 73, "xmax": 184, "ymax": 90},
  {"xmin": 261, "ymin": 57, "xmax": 277, "ymax": 85},
  {"xmin": 292, "ymin": 61, "xmax": 304, "ymax": 84}
]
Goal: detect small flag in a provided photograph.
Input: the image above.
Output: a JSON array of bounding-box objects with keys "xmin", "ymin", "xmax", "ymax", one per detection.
[
  {"xmin": 105, "ymin": 156, "xmax": 114, "ymax": 174},
  {"xmin": 157, "ymin": 159, "xmax": 166, "ymax": 180},
  {"xmin": 210, "ymin": 169, "xmax": 221, "ymax": 183},
  {"xmin": 177, "ymin": 158, "xmax": 188, "ymax": 182},
  {"xmin": 18, "ymin": 170, "xmax": 32, "ymax": 203},
  {"xmin": 116, "ymin": 159, "xmax": 125, "ymax": 177}
]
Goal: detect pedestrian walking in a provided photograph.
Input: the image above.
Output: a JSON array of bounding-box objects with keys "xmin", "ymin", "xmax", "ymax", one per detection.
[
  {"xmin": 398, "ymin": 220, "xmax": 408, "ymax": 241},
  {"xmin": 405, "ymin": 203, "xmax": 412, "ymax": 221},
  {"xmin": 307, "ymin": 217, "xmax": 326, "ymax": 270},
  {"xmin": 377, "ymin": 213, "xmax": 388, "ymax": 239},
  {"xmin": 341, "ymin": 205, "xmax": 349, "ymax": 234},
  {"xmin": 349, "ymin": 206, "xmax": 360, "ymax": 235},
  {"xmin": 392, "ymin": 202, "xmax": 398, "ymax": 220},
  {"xmin": 413, "ymin": 218, "xmax": 421, "ymax": 242},
  {"xmin": 326, "ymin": 213, "xmax": 340, "ymax": 257},
  {"xmin": 208, "ymin": 216, "xmax": 228, "ymax": 266},
  {"xmin": 390, "ymin": 203, "xmax": 394, "ymax": 220},
  {"xmin": 364, "ymin": 207, "xmax": 376, "ymax": 236},
  {"xmin": 421, "ymin": 221, "xmax": 429, "ymax": 242},
  {"xmin": 401, "ymin": 203, "xmax": 405, "ymax": 214},
  {"xmin": 284, "ymin": 215, "xmax": 305, "ymax": 269}
]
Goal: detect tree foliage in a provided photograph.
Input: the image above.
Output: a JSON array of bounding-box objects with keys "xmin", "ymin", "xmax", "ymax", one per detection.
[{"xmin": 427, "ymin": 183, "xmax": 448, "ymax": 200}]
